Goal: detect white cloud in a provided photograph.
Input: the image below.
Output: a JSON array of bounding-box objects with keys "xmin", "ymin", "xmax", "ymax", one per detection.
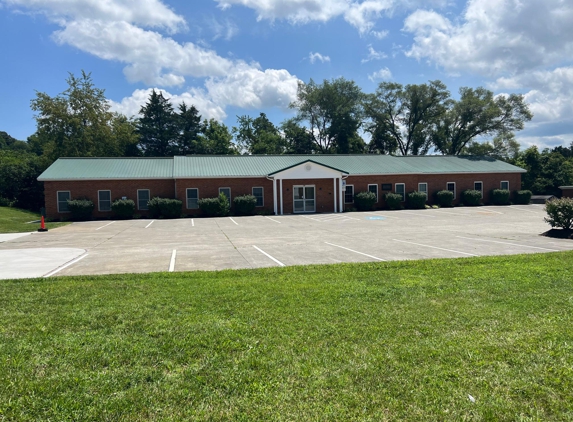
[
  {"xmin": 403, "ymin": 0, "xmax": 573, "ymax": 77},
  {"xmin": 3, "ymin": 0, "xmax": 186, "ymax": 33},
  {"xmin": 309, "ymin": 52, "xmax": 330, "ymax": 64},
  {"xmin": 361, "ymin": 44, "xmax": 387, "ymax": 63},
  {"xmin": 368, "ymin": 67, "xmax": 392, "ymax": 81},
  {"xmin": 344, "ymin": 0, "xmax": 392, "ymax": 35},
  {"xmin": 207, "ymin": 16, "xmax": 239, "ymax": 40}
]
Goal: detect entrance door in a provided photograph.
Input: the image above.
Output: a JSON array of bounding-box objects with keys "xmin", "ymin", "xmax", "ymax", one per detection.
[{"xmin": 293, "ymin": 185, "xmax": 315, "ymax": 213}]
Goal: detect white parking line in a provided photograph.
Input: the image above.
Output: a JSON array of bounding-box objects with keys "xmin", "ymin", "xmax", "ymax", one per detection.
[
  {"xmin": 169, "ymin": 249, "xmax": 177, "ymax": 272},
  {"xmin": 324, "ymin": 242, "xmax": 387, "ymax": 261},
  {"xmin": 44, "ymin": 253, "xmax": 88, "ymax": 277},
  {"xmin": 392, "ymin": 239, "xmax": 478, "ymax": 257},
  {"xmin": 265, "ymin": 216, "xmax": 281, "ymax": 224},
  {"xmin": 229, "ymin": 217, "xmax": 239, "ymax": 225},
  {"xmin": 365, "ymin": 212, "xmax": 400, "ymax": 218},
  {"xmin": 456, "ymin": 236, "xmax": 559, "ymax": 252},
  {"xmin": 145, "ymin": 220, "xmax": 154, "ymax": 228},
  {"xmin": 253, "ymin": 245, "xmax": 285, "ymax": 266},
  {"xmin": 399, "ymin": 211, "xmax": 436, "ymax": 218},
  {"xmin": 95, "ymin": 221, "xmax": 116, "ymax": 231},
  {"xmin": 476, "ymin": 208, "xmax": 504, "ymax": 215},
  {"xmin": 191, "ymin": 219, "xmax": 195, "ymax": 227}
]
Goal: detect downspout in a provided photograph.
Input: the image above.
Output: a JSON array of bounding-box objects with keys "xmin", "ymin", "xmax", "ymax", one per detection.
[{"xmin": 266, "ymin": 175, "xmax": 277, "ymax": 215}]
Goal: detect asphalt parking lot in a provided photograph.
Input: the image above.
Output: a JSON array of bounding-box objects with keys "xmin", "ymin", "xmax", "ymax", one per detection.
[{"xmin": 1, "ymin": 204, "xmax": 572, "ymax": 279}]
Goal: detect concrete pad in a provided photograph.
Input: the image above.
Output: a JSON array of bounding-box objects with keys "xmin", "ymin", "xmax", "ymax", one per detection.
[
  {"xmin": 0, "ymin": 233, "xmax": 31, "ymax": 243},
  {"xmin": 0, "ymin": 248, "xmax": 86, "ymax": 279}
]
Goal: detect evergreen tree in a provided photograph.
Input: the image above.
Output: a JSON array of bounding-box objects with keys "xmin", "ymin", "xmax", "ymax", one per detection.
[
  {"xmin": 137, "ymin": 90, "xmax": 178, "ymax": 156},
  {"xmin": 175, "ymin": 102, "xmax": 202, "ymax": 155}
]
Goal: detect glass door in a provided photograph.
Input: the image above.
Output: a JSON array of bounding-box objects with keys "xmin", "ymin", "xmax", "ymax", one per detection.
[{"xmin": 293, "ymin": 185, "xmax": 315, "ymax": 213}]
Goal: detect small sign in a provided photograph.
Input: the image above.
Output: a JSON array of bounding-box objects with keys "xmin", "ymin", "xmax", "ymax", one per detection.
[{"xmin": 342, "ymin": 180, "xmax": 347, "ymax": 191}]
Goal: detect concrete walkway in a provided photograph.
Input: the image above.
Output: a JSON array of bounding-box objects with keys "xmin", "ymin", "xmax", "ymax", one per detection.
[
  {"xmin": 0, "ymin": 248, "xmax": 86, "ymax": 279},
  {"xmin": 0, "ymin": 233, "xmax": 31, "ymax": 243}
]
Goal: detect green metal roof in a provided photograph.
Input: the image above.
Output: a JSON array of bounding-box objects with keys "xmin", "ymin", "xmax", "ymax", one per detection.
[
  {"xmin": 38, "ymin": 155, "xmax": 525, "ymax": 181},
  {"xmin": 38, "ymin": 157, "xmax": 174, "ymax": 180}
]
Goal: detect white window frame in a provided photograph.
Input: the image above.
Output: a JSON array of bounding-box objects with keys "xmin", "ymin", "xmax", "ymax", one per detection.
[
  {"xmin": 57, "ymin": 191, "xmax": 71, "ymax": 213},
  {"xmin": 500, "ymin": 181, "xmax": 509, "ymax": 190},
  {"xmin": 98, "ymin": 190, "xmax": 112, "ymax": 212},
  {"xmin": 137, "ymin": 189, "xmax": 150, "ymax": 211},
  {"xmin": 368, "ymin": 184, "xmax": 378, "ymax": 202},
  {"xmin": 252, "ymin": 187, "xmax": 264, "ymax": 207},
  {"xmin": 344, "ymin": 184, "xmax": 354, "ymax": 204},
  {"xmin": 446, "ymin": 182, "xmax": 456, "ymax": 200},
  {"xmin": 474, "ymin": 181, "xmax": 483, "ymax": 198},
  {"xmin": 219, "ymin": 187, "xmax": 231, "ymax": 202},
  {"xmin": 186, "ymin": 188, "xmax": 199, "ymax": 210},
  {"xmin": 418, "ymin": 183, "xmax": 428, "ymax": 198},
  {"xmin": 395, "ymin": 183, "xmax": 405, "ymax": 202}
]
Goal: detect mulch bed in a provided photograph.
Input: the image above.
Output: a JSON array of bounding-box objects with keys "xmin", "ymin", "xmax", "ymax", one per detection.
[{"xmin": 541, "ymin": 229, "xmax": 573, "ymax": 239}]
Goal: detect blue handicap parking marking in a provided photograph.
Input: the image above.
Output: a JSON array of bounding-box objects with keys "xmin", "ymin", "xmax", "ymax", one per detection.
[{"xmin": 365, "ymin": 216, "xmax": 386, "ymax": 221}]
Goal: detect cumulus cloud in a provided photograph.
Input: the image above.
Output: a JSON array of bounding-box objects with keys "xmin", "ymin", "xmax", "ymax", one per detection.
[
  {"xmin": 4, "ymin": 0, "xmax": 300, "ymax": 120},
  {"xmin": 368, "ymin": 67, "xmax": 392, "ymax": 81},
  {"xmin": 361, "ymin": 44, "xmax": 387, "ymax": 63},
  {"xmin": 309, "ymin": 52, "xmax": 330, "ymax": 64},
  {"xmin": 403, "ymin": 0, "xmax": 573, "ymax": 77}
]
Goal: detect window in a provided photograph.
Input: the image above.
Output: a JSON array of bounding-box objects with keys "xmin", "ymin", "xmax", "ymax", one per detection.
[
  {"xmin": 186, "ymin": 188, "xmax": 199, "ymax": 209},
  {"xmin": 395, "ymin": 183, "xmax": 405, "ymax": 201},
  {"xmin": 381, "ymin": 183, "xmax": 392, "ymax": 191},
  {"xmin": 345, "ymin": 185, "xmax": 354, "ymax": 203},
  {"xmin": 137, "ymin": 189, "xmax": 150, "ymax": 210},
  {"xmin": 98, "ymin": 190, "xmax": 111, "ymax": 212},
  {"xmin": 501, "ymin": 181, "xmax": 509, "ymax": 190},
  {"xmin": 447, "ymin": 182, "xmax": 456, "ymax": 199},
  {"xmin": 252, "ymin": 187, "xmax": 264, "ymax": 207},
  {"xmin": 57, "ymin": 191, "xmax": 71, "ymax": 213},
  {"xmin": 474, "ymin": 182, "xmax": 483, "ymax": 198},
  {"xmin": 219, "ymin": 187, "xmax": 231, "ymax": 202},
  {"xmin": 418, "ymin": 183, "xmax": 428, "ymax": 198},
  {"xmin": 368, "ymin": 184, "xmax": 378, "ymax": 202}
]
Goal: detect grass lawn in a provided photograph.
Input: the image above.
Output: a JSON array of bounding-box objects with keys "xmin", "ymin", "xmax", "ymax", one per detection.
[
  {"xmin": 1, "ymin": 253, "xmax": 573, "ymax": 420},
  {"xmin": 0, "ymin": 206, "xmax": 69, "ymax": 233}
]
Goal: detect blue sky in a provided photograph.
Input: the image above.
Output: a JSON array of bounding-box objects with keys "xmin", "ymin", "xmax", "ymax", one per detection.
[{"xmin": 1, "ymin": 0, "xmax": 572, "ymax": 151}]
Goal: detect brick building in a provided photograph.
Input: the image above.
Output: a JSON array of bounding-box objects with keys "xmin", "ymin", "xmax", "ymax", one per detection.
[{"xmin": 38, "ymin": 155, "xmax": 526, "ymax": 219}]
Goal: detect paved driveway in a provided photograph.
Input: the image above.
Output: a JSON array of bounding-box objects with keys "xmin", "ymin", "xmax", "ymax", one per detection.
[{"xmin": 1, "ymin": 204, "xmax": 571, "ymax": 278}]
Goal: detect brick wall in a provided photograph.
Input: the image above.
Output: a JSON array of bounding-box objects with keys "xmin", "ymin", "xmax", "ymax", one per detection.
[
  {"xmin": 562, "ymin": 189, "xmax": 573, "ymax": 198},
  {"xmin": 44, "ymin": 179, "xmax": 174, "ymax": 219}
]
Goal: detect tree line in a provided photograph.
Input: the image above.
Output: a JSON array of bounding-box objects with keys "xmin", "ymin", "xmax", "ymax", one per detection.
[{"xmin": 1, "ymin": 70, "xmax": 570, "ymax": 211}]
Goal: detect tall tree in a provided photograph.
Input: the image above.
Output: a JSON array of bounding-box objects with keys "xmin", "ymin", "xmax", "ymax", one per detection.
[
  {"xmin": 432, "ymin": 88, "xmax": 532, "ymax": 155},
  {"xmin": 290, "ymin": 78, "xmax": 365, "ymax": 153},
  {"xmin": 234, "ymin": 113, "xmax": 285, "ymax": 154},
  {"xmin": 31, "ymin": 71, "xmax": 138, "ymax": 159},
  {"xmin": 463, "ymin": 132, "xmax": 521, "ymax": 161},
  {"xmin": 175, "ymin": 102, "xmax": 202, "ymax": 155},
  {"xmin": 198, "ymin": 119, "xmax": 237, "ymax": 155},
  {"xmin": 364, "ymin": 80, "xmax": 450, "ymax": 155},
  {"xmin": 137, "ymin": 90, "xmax": 178, "ymax": 157},
  {"xmin": 281, "ymin": 118, "xmax": 314, "ymax": 154}
]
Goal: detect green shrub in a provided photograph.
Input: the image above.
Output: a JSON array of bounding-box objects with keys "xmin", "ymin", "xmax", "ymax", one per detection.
[
  {"xmin": 462, "ymin": 190, "xmax": 482, "ymax": 206},
  {"xmin": 407, "ymin": 191, "xmax": 427, "ymax": 209},
  {"xmin": 545, "ymin": 198, "xmax": 573, "ymax": 230},
  {"xmin": 354, "ymin": 191, "xmax": 377, "ymax": 211},
  {"xmin": 199, "ymin": 193, "xmax": 230, "ymax": 217},
  {"xmin": 66, "ymin": 198, "xmax": 94, "ymax": 221},
  {"xmin": 111, "ymin": 199, "xmax": 135, "ymax": 219},
  {"xmin": 0, "ymin": 197, "xmax": 13, "ymax": 207},
  {"xmin": 435, "ymin": 190, "xmax": 454, "ymax": 208},
  {"xmin": 514, "ymin": 190, "xmax": 532, "ymax": 205},
  {"xmin": 147, "ymin": 197, "xmax": 182, "ymax": 219},
  {"xmin": 384, "ymin": 192, "xmax": 403, "ymax": 210},
  {"xmin": 234, "ymin": 194, "xmax": 257, "ymax": 216},
  {"xmin": 491, "ymin": 189, "xmax": 510, "ymax": 205}
]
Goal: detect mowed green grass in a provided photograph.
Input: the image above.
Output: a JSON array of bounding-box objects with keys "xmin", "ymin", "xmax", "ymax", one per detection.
[
  {"xmin": 0, "ymin": 206, "xmax": 69, "ymax": 233},
  {"xmin": 1, "ymin": 253, "xmax": 573, "ymax": 421}
]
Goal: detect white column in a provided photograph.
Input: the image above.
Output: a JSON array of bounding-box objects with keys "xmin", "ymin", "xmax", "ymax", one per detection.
[
  {"xmin": 339, "ymin": 178, "xmax": 343, "ymax": 212},
  {"xmin": 273, "ymin": 178, "xmax": 277, "ymax": 215},
  {"xmin": 280, "ymin": 178, "xmax": 284, "ymax": 215},
  {"xmin": 333, "ymin": 178, "xmax": 337, "ymax": 213}
]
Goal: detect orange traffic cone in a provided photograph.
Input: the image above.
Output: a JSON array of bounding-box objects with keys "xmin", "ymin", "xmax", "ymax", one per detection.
[{"xmin": 38, "ymin": 216, "xmax": 48, "ymax": 232}]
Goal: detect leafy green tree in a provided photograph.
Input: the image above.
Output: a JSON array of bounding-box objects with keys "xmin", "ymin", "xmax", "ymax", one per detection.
[
  {"xmin": 364, "ymin": 81, "xmax": 450, "ymax": 155},
  {"xmin": 175, "ymin": 102, "xmax": 202, "ymax": 155},
  {"xmin": 31, "ymin": 71, "xmax": 138, "ymax": 160},
  {"xmin": 463, "ymin": 132, "xmax": 521, "ymax": 160},
  {"xmin": 137, "ymin": 90, "xmax": 178, "ymax": 156},
  {"xmin": 198, "ymin": 119, "xmax": 237, "ymax": 155},
  {"xmin": 0, "ymin": 132, "xmax": 29, "ymax": 152},
  {"xmin": 234, "ymin": 113, "xmax": 285, "ymax": 154},
  {"xmin": 281, "ymin": 118, "xmax": 314, "ymax": 154},
  {"xmin": 514, "ymin": 146, "xmax": 573, "ymax": 195},
  {"xmin": 432, "ymin": 88, "xmax": 532, "ymax": 155},
  {"xmin": 290, "ymin": 78, "xmax": 365, "ymax": 153},
  {"xmin": 0, "ymin": 150, "xmax": 47, "ymax": 211}
]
